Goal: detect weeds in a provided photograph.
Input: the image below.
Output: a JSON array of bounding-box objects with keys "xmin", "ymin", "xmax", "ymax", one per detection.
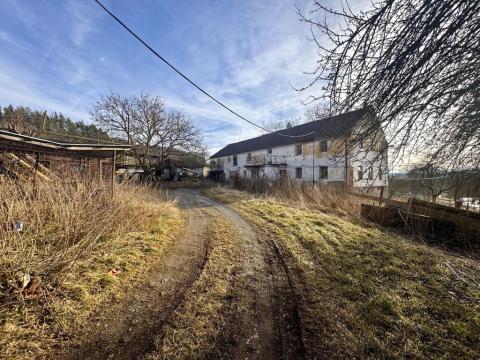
[
  {"xmin": 0, "ymin": 178, "xmax": 182, "ymax": 359},
  {"xmin": 229, "ymin": 177, "xmax": 365, "ymax": 217},
  {"xmin": 1, "ymin": 179, "xmax": 157, "ymax": 293}
]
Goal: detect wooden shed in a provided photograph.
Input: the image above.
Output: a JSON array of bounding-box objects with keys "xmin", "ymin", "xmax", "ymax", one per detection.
[{"xmin": 0, "ymin": 129, "xmax": 130, "ymax": 184}]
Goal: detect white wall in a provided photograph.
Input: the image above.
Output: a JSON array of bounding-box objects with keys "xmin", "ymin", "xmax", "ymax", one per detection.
[
  {"xmin": 214, "ymin": 139, "xmax": 388, "ymax": 188},
  {"xmin": 350, "ymin": 144, "xmax": 388, "ymax": 188}
]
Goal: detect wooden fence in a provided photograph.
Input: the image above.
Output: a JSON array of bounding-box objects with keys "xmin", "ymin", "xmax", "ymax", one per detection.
[{"xmin": 356, "ymin": 193, "xmax": 480, "ymax": 249}]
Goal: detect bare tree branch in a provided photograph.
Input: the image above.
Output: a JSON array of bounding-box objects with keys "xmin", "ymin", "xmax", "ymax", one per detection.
[
  {"xmin": 91, "ymin": 93, "xmax": 204, "ymax": 177},
  {"xmin": 300, "ymin": 0, "xmax": 480, "ymax": 172}
]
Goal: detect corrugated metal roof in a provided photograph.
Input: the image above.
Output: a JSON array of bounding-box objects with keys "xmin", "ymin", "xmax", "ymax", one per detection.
[
  {"xmin": 210, "ymin": 108, "xmax": 368, "ymax": 158},
  {"xmin": 0, "ymin": 129, "xmax": 131, "ymax": 151},
  {"xmin": 0, "ymin": 129, "xmax": 131, "ymax": 158}
]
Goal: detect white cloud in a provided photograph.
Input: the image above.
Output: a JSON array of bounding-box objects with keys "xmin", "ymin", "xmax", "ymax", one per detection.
[
  {"xmin": 65, "ymin": 0, "xmax": 96, "ymax": 47},
  {"xmin": 0, "ymin": 0, "xmax": 351, "ymax": 156},
  {"xmin": 0, "ymin": 61, "xmax": 90, "ymax": 121}
]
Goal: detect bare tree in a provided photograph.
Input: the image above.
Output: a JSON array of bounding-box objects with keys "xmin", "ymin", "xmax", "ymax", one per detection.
[
  {"xmin": 261, "ymin": 113, "xmax": 302, "ymax": 132},
  {"xmin": 91, "ymin": 93, "xmax": 204, "ymax": 176},
  {"xmin": 304, "ymin": 102, "xmax": 332, "ymax": 122},
  {"xmin": 91, "ymin": 93, "xmax": 135, "ymax": 143},
  {"xmin": 155, "ymin": 109, "xmax": 205, "ymax": 165},
  {"xmin": 409, "ymin": 164, "xmax": 455, "ymax": 203},
  {"xmin": 298, "ymin": 0, "xmax": 480, "ymax": 172}
]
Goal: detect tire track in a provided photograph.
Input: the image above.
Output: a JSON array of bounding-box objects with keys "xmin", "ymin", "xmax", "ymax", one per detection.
[
  {"xmin": 194, "ymin": 190, "xmax": 306, "ymax": 360},
  {"xmin": 60, "ymin": 190, "xmax": 212, "ymax": 360},
  {"xmin": 59, "ymin": 188, "xmax": 306, "ymax": 360}
]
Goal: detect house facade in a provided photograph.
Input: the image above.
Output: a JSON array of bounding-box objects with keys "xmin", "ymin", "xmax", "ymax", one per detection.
[{"xmin": 210, "ymin": 108, "xmax": 388, "ymax": 189}]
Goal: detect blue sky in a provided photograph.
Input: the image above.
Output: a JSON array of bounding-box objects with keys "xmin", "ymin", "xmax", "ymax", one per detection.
[{"xmin": 0, "ymin": 0, "xmax": 356, "ymax": 155}]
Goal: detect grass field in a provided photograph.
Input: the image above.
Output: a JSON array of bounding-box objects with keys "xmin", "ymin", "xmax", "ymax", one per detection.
[{"xmin": 205, "ymin": 186, "xmax": 480, "ymax": 359}]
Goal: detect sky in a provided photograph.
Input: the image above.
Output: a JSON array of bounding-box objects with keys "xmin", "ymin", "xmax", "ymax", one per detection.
[{"xmin": 0, "ymin": 0, "xmax": 360, "ymax": 155}]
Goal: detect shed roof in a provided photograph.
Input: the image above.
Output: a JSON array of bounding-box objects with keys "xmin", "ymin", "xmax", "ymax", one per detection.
[
  {"xmin": 210, "ymin": 108, "xmax": 369, "ymax": 158},
  {"xmin": 0, "ymin": 130, "xmax": 131, "ymax": 158}
]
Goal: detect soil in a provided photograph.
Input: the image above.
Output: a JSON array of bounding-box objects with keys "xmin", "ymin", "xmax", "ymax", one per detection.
[{"xmin": 59, "ymin": 188, "xmax": 304, "ymax": 360}]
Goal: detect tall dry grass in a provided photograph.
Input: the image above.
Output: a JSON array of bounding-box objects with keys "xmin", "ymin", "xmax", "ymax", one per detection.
[
  {"xmin": 230, "ymin": 177, "xmax": 364, "ymax": 216},
  {"xmin": 0, "ymin": 178, "xmax": 165, "ymax": 298}
]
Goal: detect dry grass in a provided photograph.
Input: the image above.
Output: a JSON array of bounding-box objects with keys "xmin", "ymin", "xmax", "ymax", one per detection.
[
  {"xmin": 230, "ymin": 177, "xmax": 365, "ymax": 217},
  {"xmin": 0, "ymin": 178, "xmax": 166, "ymax": 293},
  {"xmin": 145, "ymin": 216, "xmax": 240, "ymax": 360},
  {"xmin": 0, "ymin": 179, "xmax": 182, "ymax": 359},
  {"xmin": 205, "ymin": 187, "xmax": 480, "ymax": 359}
]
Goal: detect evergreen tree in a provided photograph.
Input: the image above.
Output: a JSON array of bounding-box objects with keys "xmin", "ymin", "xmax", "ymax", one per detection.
[{"xmin": 0, "ymin": 104, "xmax": 113, "ymax": 143}]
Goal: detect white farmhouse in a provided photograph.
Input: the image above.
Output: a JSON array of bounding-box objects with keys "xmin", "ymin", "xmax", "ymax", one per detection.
[{"xmin": 210, "ymin": 108, "xmax": 388, "ymax": 189}]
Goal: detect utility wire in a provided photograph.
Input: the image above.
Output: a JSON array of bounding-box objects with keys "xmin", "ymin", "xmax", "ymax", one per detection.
[{"xmin": 93, "ymin": 0, "xmax": 312, "ymax": 138}]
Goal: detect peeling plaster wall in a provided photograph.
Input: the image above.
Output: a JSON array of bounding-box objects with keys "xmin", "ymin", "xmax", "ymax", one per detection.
[{"xmin": 215, "ymin": 138, "xmax": 388, "ymax": 188}]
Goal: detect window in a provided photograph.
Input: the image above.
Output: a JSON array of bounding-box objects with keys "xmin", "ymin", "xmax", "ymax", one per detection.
[
  {"xmin": 368, "ymin": 167, "xmax": 373, "ymax": 180},
  {"xmin": 320, "ymin": 140, "xmax": 328, "ymax": 152},
  {"xmin": 247, "ymin": 153, "xmax": 252, "ymax": 162},
  {"xmin": 379, "ymin": 168, "xmax": 383, "ymax": 180},
  {"xmin": 295, "ymin": 144, "xmax": 302, "ymax": 156},
  {"xmin": 296, "ymin": 167, "xmax": 302, "ymax": 179},
  {"xmin": 267, "ymin": 148, "xmax": 272, "ymax": 155},
  {"xmin": 319, "ymin": 166, "xmax": 328, "ymax": 179},
  {"xmin": 358, "ymin": 166, "xmax": 363, "ymax": 180},
  {"xmin": 233, "ymin": 155, "xmax": 237, "ymax": 166}
]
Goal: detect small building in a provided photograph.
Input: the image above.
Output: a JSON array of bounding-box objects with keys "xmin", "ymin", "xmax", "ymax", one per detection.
[
  {"xmin": 0, "ymin": 129, "xmax": 130, "ymax": 183},
  {"xmin": 210, "ymin": 108, "xmax": 388, "ymax": 189},
  {"xmin": 116, "ymin": 150, "xmax": 208, "ymax": 181},
  {"xmin": 157, "ymin": 153, "xmax": 208, "ymax": 181}
]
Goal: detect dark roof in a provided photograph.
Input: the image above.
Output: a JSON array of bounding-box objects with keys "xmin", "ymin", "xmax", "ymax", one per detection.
[{"xmin": 210, "ymin": 108, "xmax": 369, "ymax": 158}]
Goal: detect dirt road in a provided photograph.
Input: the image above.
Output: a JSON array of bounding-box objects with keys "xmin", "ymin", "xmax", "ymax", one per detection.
[{"xmin": 62, "ymin": 188, "xmax": 304, "ymax": 360}]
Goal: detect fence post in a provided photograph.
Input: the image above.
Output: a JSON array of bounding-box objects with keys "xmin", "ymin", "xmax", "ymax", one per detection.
[
  {"xmin": 312, "ymin": 132, "xmax": 315, "ymax": 188},
  {"xmin": 111, "ymin": 150, "xmax": 116, "ymax": 196}
]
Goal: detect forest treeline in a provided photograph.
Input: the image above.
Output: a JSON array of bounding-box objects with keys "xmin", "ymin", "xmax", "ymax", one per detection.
[{"xmin": 0, "ymin": 105, "xmax": 112, "ymax": 143}]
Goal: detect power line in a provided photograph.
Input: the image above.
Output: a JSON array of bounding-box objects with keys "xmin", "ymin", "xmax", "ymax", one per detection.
[{"xmin": 93, "ymin": 0, "xmax": 311, "ymax": 139}]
